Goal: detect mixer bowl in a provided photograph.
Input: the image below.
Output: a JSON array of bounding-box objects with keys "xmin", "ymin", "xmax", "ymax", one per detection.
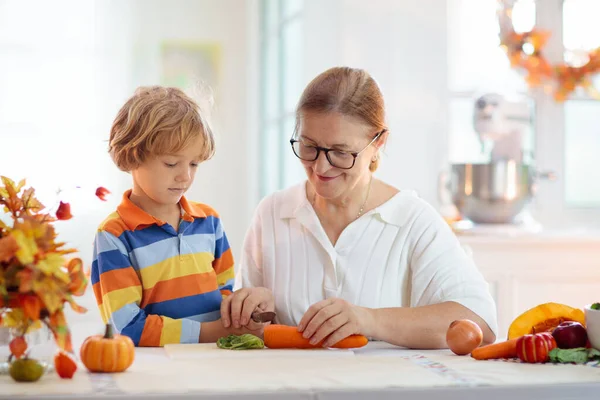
[{"xmin": 449, "ymin": 161, "xmax": 536, "ymax": 224}]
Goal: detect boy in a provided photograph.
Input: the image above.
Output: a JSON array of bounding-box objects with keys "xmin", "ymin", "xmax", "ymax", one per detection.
[{"xmin": 91, "ymin": 86, "xmax": 260, "ymax": 346}]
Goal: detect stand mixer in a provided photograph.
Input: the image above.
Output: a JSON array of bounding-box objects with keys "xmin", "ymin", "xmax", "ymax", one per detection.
[{"xmin": 441, "ymin": 93, "xmax": 555, "ymax": 230}]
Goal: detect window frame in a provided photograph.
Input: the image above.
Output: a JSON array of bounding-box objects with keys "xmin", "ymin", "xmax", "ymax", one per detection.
[{"xmin": 258, "ymin": 0, "xmax": 304, "ymax": 198}]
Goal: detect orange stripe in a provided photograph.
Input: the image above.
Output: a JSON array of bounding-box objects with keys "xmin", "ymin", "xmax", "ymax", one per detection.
[
  {"xmin": 220, "ymin": 289, "xmax": 232, "ymax": 297},
  {"xmin": 100, "ymin": 218, "xmax": 130, "ymax": 238},
  {"xmin": 138, "ymin": 315, "xmax": 163, "ymax": 347},
  {"xmin": 93, "ymin": 282, "xmax": 103, "ymax": 305},
  {"xmin": 193, "ymin": 202, "xmax": 219, "ymax": 218},
  {"xmin": 140, "ymin": 272, "xmax": 218, "ymax": 307},
  {"xmin": 100, "ymin": 268, "xmax": 140, "ymax": 294},
  {"xmin": 213, "ymin": 248, "xmax": 233, "ymax": 275}
]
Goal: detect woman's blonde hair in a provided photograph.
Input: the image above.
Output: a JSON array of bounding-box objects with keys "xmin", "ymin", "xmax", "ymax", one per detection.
[
  {"xmin": 108, "ymin": 86, "xmax": 215, "ymax": 171},
  {"xmin": 295, "ymin": 67, "xmax": 387, "ymax": 172}
]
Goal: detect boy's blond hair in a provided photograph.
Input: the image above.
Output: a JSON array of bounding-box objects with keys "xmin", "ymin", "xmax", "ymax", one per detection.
[{"xmin": 108, "ymin": 86, "xmax": 215, "ymax": 171}]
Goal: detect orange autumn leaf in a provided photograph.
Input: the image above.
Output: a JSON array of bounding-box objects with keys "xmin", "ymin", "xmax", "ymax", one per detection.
[
  {"xmin": 66, "ymin": 258, "xmax": 87, "ymax": 296},
  {"xmin": 49, "ymin": 309, "xmax": 73, "ymax": 353},
  {"xmin": 16, "ymin": 269, "xmax": 34, "ymax": 292},
  {"xmin": 0, "ymin": 234, "xmax": 19, "ymax": 262},
  {"xmin": 95, "ymin": 186, "xmax": 111, "ymax": 201},
  {"xmin": 20, "ymin": 294, "xmax": 42, "ymax": 321},
  {"xmin": 55, "ymin": 201, "xmax": 72, "ymax": 220},
  {"xmin": 20, "ymin": 187, "xmax": 44, "ymax": 215}
]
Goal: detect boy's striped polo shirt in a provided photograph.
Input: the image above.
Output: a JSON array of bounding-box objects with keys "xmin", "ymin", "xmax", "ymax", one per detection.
[{"xmin": 91, "ymin": 190, "xmax": 234, "ymax": 346}]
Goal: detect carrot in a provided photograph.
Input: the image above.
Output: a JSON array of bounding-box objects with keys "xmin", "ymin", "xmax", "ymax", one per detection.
[
  {"xmin": 263, "ymin": 325, "xmax": 368, "ymax": 349},
  {"xmin": 470, "ymin": 338, "xmax": 519, "ymax": 360}
]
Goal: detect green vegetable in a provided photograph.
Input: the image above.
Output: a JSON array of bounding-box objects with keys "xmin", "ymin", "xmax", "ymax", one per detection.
[
  {"xmin": 216, "ymin": 334, "xmax": 265, "ymax": 350},
  {"xmin": 549, "ymin": 347, "xmax": 600, "ymax": 364},
  {"xmin": 591, "ymin": 302, "xmax": 600, "ymax": 310}
]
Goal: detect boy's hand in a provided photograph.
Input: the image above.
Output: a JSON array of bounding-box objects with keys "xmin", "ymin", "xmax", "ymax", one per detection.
[{"xmin": 220, "ymin": 287, "xmax": 274, "ymax": 329}]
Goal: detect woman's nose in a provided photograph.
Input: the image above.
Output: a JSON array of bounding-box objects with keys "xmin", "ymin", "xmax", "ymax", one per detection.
[{"xmin": 313, "ymin": 151, "xmax": 331, "ymax": 173}]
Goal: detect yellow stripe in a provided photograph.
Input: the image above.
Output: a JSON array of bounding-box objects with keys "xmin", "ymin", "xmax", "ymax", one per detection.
[
  {"xmin": 160, "ymin": 318, "xmax": 182, "ymax": 346},
  {"xmin": 140, "ymin": 252, "xmax": 214, "ymax": 289},
  {"xmin": 101, "ymin": 285, "xmax": 142, "ymax": 318},
  {"xmin": 216, "ymin": 267, "xmax": 235, "ymax": 286},
  {"xmin": 99, "ymin": 306, "xmax": 108, "ymax": 324},
  {"xmin": 97, "ymin": 211, "xmax": 120, "ymax": 231}
]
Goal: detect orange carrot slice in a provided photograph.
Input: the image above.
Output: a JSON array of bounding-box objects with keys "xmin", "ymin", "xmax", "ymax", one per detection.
[{"xmin": 264, "ymin": 325, "xmax": 368, "ymax": 349}]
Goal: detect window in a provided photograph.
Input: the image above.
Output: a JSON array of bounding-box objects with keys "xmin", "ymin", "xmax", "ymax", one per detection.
[
  {"xmin": 0, "ymin": 1, "xmax": 98, "ymax": 205},
  {"xmin": 447, "ymin": 0, "xmax": 600, "ymax": 226},
  {"xmin": 259, "ymin": 0, "xmax": 305, "ymax": 197}
]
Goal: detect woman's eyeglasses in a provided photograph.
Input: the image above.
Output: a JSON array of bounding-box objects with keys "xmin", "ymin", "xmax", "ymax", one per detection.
[{"xmin": 290, "ymin": 129, "xmax": 386, "ymax": 170}]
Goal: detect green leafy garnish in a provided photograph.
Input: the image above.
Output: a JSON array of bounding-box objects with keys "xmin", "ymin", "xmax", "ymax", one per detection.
[
  {"xmin": 549, "ymin": 347, "xmax": 600, "ymax": 364},
  {"xmin": 216, "ymin": 334, "xmax": 265, "ymax": 350},
  {"xmin": 591, "ymin": 303, "xmax": 600, "ymax": 310}
]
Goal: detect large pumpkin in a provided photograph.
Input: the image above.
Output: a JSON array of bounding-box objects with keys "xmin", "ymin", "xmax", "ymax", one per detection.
[
  {"xmin": 80, "ymin": 324, "xmax": 135, "ymax": 373},
  {"xmin": 508, "ymin": 302, "xmax": 586, "ymax": 339}
]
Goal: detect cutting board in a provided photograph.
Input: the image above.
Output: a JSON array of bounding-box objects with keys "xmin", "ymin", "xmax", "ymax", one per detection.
[{"xmin": 164, "ymin": 343, "xmax": 355, "ymax": 359}]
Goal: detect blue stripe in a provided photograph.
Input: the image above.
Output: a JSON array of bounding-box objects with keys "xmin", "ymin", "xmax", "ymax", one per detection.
[
  {"xmin": 130, "ymin": 237, "xmax": 179, "ymax": 270},
  {"xmin": 183, "ymin": 216, "xmax": 220, "ymax": 236},
  {"xmin": 219, "ymin": 278, "xmax": 235, "ymax": 292},
  {"xmin": 185, "ymin": 309, "xmax": 221, "ymax": 323},
  {"xmin": 181, "ymin": 233, "xmax": 215, "ymax": 256},
  {"xmin": 91, "ymin": 249, "xmax": 131, "ymax": 284},
  {"xmin": 214, "ymin": 234, "xmax": 230, "ymax": 260},
  {"xmin": 143, "ymin": 290, "xmax": 222, "ymax": 319},
  {"xmin": 120, "ymin": 226, "xmax": 174, "ymax": 251},
  {"xmin": 118, "ymin": 312, "xmax": 146, "ymax": 346},
  {"xmin": 110, "ymin": 303, "xmax": 142, "ymax": 332},
  {"xmin": 214, "ymin": 218, "xmax": 223, "ymax": 240},
  {"xmin": 180, "ymin": 319, "xmax": 201, "ymax": 344}
]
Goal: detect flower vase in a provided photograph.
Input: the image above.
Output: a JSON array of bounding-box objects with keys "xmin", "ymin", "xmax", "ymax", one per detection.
[{"xmin": 0, "ymin": 295, "xmax": 56, "ymax": 376}]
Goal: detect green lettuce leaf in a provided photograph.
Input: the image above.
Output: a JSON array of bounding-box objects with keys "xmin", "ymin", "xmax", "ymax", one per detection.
[
  {"xmin": 549, "ymin": 347, "xmax": 600, "ymax": 364},
  {"xmin": 216, "ymin": 334, "xmax": 265, "ymax": 350}
]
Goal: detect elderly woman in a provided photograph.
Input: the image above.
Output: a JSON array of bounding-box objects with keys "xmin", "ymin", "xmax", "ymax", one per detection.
[{"xmin": 221, "ymin": 67, "xmax": 497, "ymax": 348}]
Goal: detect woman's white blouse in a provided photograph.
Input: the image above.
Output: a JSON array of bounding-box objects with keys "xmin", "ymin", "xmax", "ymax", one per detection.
[{"xmin": 235, "ymin": 182, "xmax": 498, "ymax": 337}]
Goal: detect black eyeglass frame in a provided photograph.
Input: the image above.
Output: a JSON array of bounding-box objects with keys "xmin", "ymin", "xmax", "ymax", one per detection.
[{"xmin": 289, "ymin": 129, "xmax": 387, "ymax": 170}]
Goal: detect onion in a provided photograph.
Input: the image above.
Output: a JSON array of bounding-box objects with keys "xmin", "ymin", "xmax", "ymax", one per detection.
[{"xmin": 446, "ymin": 319, "xmax": 483, "ymax": 355}]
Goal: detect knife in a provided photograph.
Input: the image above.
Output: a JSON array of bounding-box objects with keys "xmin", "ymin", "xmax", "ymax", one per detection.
[{"xmin": 251, "ymin": 311, "xmax": 276, "ymax": 323}]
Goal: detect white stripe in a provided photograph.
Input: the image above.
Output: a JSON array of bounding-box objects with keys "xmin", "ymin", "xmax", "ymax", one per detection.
[
  {"xmin": 95, "ymin": 231, "xmax": 128, "ymax": 258},
  {"xmin": 185, "ymin": 309, "xmax": 221, "ymax": 323},
  {"xmin": 215, "ymin": 221, "xmax": 224, "ymax": 240},
  {"xmin": 181, "ymin": 233, "xmax": 215, "ymax": 255},
  {"xmin": 181, "ymin": 319, "xmax": 201, "ymax": 343},
  {"xmin": 109, "ymin": 303, "xmax": 141, "ymax": 332},
  {"xmin": 130, "ymin": 237, "xmax": 179, "ymax": 270}
]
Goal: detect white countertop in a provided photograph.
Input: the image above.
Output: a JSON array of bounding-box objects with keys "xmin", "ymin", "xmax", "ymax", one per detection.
[{"xmin": 2, "ymin": 342, "xmax": 599, "ymax": 400}]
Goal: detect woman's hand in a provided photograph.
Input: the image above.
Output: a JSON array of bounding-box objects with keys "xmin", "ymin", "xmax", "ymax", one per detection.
[
  {"xmin": 220, "ymin": 287, "xmax": 275, "ymax": 329},
  {"xmin": 298, "ymin": 298, "xmax": 370, "ymax": 348}
]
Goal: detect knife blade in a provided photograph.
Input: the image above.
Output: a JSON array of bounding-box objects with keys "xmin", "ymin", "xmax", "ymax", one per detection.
[{"xmin": 251, "ymin": 311, "xmax": 276, "ymax": 323}]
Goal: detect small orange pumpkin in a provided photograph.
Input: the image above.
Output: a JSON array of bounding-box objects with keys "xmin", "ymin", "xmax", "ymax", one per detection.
[{"xmin": 80, "ymin": 324, "xmax": 135, "ymax": 373}]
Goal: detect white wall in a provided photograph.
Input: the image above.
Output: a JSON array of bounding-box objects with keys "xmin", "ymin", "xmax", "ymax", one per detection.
[
  {"xmin": 0, "ymin": 0, "xmax": 256, "ymax": 346},
  {"xmin": 126, "ymin": 0, "xmax": 255, "ymax": 262},
  {"xmin": 301, "ymin": 0, "xmax": 449, "ymax": 205}
]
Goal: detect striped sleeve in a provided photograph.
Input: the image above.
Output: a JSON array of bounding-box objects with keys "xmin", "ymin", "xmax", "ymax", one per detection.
[
  {"xmin": 212, "ymin": 217, "xmax": 235, "ymax": 297},
  {"xmin": 91, "ymin": 229, "xmax": 201, "ymax": 347}
]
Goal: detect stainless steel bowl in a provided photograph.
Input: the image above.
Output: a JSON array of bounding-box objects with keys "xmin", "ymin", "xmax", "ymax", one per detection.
[{"xmin": 448, "ymin": 161, "xmax": 553, "ymax": 224}]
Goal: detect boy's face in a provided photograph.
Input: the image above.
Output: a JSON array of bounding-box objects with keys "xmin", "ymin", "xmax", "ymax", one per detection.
[{"xmin": 132, "ymin": 135, "xmax": 204, "ymax": 206}]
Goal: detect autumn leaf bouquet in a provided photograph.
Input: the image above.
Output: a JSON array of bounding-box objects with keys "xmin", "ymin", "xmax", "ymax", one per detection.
[{"xmin": 0, "ymin": 176, "xmax": 109, "ymax": 381}]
